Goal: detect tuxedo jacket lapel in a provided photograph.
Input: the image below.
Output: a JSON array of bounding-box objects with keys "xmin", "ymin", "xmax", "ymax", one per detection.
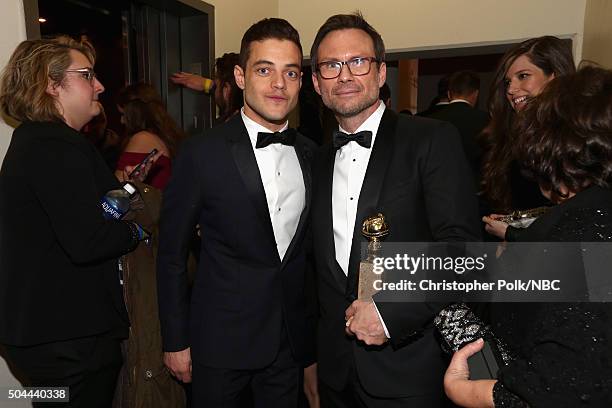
[
  {"xmin": 346, "ymin": 109, "xmax": 398, "ymax": 297},
  {"xmin": 226, "ymin": 116, "xmax": 278, "ymax": 252}
]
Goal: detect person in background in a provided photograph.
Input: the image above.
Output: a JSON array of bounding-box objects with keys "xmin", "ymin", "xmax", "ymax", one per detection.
[
  {"xmin": 171, "ymin": 52, "xmax": 243, "ymax": 124},
  {"xmin": 0, "ymin": 36, "xmax": 146, "ymax": 407},
  {"xmin": 82, "ymin": 102, "xmax": 122, "ymax": 171},
  {"xmin": 428, "ymin": 70, "xmax": 489, "ymax": 187},
  {"xmin": 115, "ymin": 83, "xmax": 184, "ymax": 190},
  {"xmin": 417, "ymin": 73, "xmax": 450, "ymax": 116},
  {"xmin": 379, "ymin": 82, "xmax": 392, "ymax": 109},
  {"xmin": 479, "ymin": 36, "xmax": 575, "ymax": 241},
  {"xmin": 445, "ymin": 65, "xmax": 612, "ymax": 408}
]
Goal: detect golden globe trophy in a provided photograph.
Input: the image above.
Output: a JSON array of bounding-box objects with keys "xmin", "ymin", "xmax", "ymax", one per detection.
[{"xmin": 358, "ymin": 213, "xmax": 390, "ymax": 300}]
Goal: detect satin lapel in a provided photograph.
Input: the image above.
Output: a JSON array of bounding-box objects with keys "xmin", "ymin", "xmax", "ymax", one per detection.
[
  {"xmin": 226, "ymin": 116, "xmax": 277, "ymax": 249},
  {"xmin": 281, "ymin": 135, "xmax": 312, "ymax": 268},
  {"xmin": 345, "ymin": 110, "xmax": 398, "ymax": 297},
  {"xmin": 320, "ymin": 143, "xmax": 349, "ymax": 290}
]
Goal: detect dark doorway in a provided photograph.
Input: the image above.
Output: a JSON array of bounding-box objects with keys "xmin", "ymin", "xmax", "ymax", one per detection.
[{"xmin": 26, "ymin": 0, "xmax": 214, "ymax": 136}]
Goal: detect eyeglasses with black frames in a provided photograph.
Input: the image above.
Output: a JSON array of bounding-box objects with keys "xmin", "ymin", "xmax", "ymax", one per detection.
[
  {"xmin": 65, "ymin": 67, "xmax": 96, "ymax": 83},
  {"xmin": 317, "ymin": 57, "xmax": 379, "ymax": 79}
]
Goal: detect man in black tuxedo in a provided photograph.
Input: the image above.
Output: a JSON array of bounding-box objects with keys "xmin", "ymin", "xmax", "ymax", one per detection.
[
  {"xmin": 309, "ymin": 13, "xmax": 481, "ymax": 407},
  {"xmin": 428, "ymin": 70, "xmax": 490, "ymax": 186},
  {"xmin": 157, "ymin": 18, "xmax": 316, "ymax": 407}
]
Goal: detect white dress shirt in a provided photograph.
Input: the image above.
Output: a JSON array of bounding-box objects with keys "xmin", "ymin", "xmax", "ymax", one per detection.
[
  {"xmin": 241, "ymin": 109, "xmax": 305, "ymax": 260},
  {"xmin": 332, "ymin": 101, "xmax": 386, "ymax": 275},
  {"xmin": 331, "ymin": 101, "xmax": 391, "ymax": 337}
]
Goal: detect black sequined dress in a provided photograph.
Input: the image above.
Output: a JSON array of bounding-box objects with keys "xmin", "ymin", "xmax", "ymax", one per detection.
[{"xmin": 491, "ymin": 186, "xmax": 612, "ymax": 407}]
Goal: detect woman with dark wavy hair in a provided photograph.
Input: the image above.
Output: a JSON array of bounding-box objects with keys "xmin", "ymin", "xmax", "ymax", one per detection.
[
  {"xmin": 480, "ymin": 36, "xmax": 575, "ymax": 239},
  {"xmin": 115, "ymin": 83, "xmax": 185, "ymax": 190},
  {"xmin": 444, "ymin": 65, "xmax": 612, "ymax": 407}
]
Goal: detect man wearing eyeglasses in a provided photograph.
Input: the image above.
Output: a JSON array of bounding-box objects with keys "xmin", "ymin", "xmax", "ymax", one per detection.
[{"xmin": 309, "ymin": 12, "xmax": 480, "ymax": 407}]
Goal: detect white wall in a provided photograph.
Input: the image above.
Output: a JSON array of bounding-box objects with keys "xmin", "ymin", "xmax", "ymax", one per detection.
[
  {"xmin": 205, "ymin": 0, "xmax": 279, "ymax": 56},
  {"xmin": 0, "ymin": 0, "xmax": 27, "ymax": 165},
  {"xmin": 582, "ymin": 0, "xmax": 612, "ymax": 68},
  {"xmin": 279, "ymin": 0, "xmax": 586, "ymax": 61}
]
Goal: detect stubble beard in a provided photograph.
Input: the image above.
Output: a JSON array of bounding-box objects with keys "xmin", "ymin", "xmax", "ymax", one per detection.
[{"xmin": 325, "ymin": 92, "xmax": 379, "ymax": 118}]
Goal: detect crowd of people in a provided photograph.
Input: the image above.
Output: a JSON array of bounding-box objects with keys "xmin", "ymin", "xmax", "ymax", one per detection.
[{"xmin": 0, "ymin": 10, "xmax": 611, "ymax": 408}]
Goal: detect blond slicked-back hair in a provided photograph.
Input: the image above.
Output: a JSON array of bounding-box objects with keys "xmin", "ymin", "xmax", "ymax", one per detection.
[{"xmin": 0, "ymin": 36, "xmax": 95, "ymax": 124}]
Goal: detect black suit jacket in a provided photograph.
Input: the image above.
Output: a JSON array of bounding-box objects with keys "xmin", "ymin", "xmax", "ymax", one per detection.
[
  {"xmin": 0, "ymin": 121, "xmax": 134, "ymax": 346},
  {"xmin": 428, "ymin": 101, "xmax": 489, "ymax": 186},
  {"xmin": 157, "ymin": 114, "xmax": 316, "ymax": 369},
  {"xmin": 311, "ymin": 110, "xmax": 481, "ymax": 398}
]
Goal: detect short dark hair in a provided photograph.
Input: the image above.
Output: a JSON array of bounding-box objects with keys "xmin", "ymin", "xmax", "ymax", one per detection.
[
  {"xmin": 239, "ymin": 18, "xmax": 302, "ymax": 69},
  {"xmin": 515, "ymin": 65, "xmax": 612, "ymax": 201},
  {"xmin": 437, "ymin": 74, "xmax": 450, "ymax": 98},
  {"xmin": 448, "ymin": 70, "xmax": 480, "ymax": 98},
  {"xmin": 310, "ymin": 11, "xmax": 385, "ymax": 72}
]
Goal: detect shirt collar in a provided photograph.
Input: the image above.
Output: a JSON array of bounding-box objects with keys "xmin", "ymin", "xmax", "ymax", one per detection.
[
  {"xmin": 241, "ymin": 108, "xmax": 289, "ymax": 149},
  {"xmin": 338, "ymin": 100, "xmax": 386, "ymax": 143},
  {"xmin": 450, "ymin": 98, "xmax": 472, "ymax": 105}
]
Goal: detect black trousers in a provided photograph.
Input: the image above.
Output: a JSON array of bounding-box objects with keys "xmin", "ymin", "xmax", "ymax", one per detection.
[
  {"xmin": 4, "ymin": 333, "xmax": 122, "ymax": 408},
  {"xmin": 192, "ymin": 328, "xmax": 301, "ymax": 408},
  {"xmin": 319, "ymin": 365, "xmax": 452, "ymax": 408}
]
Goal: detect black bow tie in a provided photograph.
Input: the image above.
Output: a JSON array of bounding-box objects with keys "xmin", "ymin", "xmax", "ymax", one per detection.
[
  {"xmin": 256, "ymin": 129, "xmax": 296, "ymax": 149},
  {"xmin": 333, "ymin": 130, "xmax": 372, "ymax": 150}
]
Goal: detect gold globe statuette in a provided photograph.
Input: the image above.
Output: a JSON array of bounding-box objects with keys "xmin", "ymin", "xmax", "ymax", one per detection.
[{"xmin": 358, "ymin": 213, "xmax": 390, "ymax": 300}]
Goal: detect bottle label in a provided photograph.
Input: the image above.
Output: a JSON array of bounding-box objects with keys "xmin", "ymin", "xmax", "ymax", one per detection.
[{"xmin": 101, "ymin": 200, "xmax": 122, "ymax": 220}]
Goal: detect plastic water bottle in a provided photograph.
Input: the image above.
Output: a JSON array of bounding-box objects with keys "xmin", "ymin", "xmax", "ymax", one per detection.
[{"xmin": 101, "ymin": 182, "xmax": 137, "ymax": 220}]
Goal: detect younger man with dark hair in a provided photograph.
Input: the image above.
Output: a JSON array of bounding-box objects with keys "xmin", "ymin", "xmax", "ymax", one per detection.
[{"xmin": 157, "ymin": 18, "xmax": 316, "ymax": 407}]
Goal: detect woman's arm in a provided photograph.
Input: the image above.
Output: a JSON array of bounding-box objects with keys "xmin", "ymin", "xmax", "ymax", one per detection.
[{"xmin": 444, "ymin": 339, "xmax": 496, "ymax": 408}]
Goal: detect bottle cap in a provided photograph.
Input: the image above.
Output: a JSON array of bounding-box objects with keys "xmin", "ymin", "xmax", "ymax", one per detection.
[{"xmin": 122, "ymin": 182, "xmax": 137, "ymax": 196}]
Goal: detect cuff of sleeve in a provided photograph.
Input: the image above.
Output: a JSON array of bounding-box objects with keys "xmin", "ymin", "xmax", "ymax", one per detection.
[
  {"xmin": 372, "ymin": 300, "xmax": 391, "ymax": 338},
  {"xmin": 493, "ymin": 381, "xmax": 527, "ymax": 407},
  {"xmin": 505, "ymin": 225, "xmax": 521, "ymax": 242},
  {"xmin": 202, "ymin": 77, "xmax": 214, "ymax": 93}
]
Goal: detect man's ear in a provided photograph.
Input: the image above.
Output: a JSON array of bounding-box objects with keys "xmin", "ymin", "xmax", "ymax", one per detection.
[
  {"xmin": 312, "ymin": 72, "xmax": 322, "ymax": 96},
  {"xmin": 377, "ymin": 62, "xmax": 387, "ymax": 87},
  {"xmin": 234, "ymin": 65, "xmax": 246, "ymax": 90}
]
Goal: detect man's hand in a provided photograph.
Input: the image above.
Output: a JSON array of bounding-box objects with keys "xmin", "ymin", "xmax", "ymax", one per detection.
[
  {"xmin": 164, "ymin": 347, "xmax": 192, "ymax": 383},
  {"xmin": 344, "ymin": 300, "xmax": 388, "ymax": 345},
  {"xmin": 303, "ymin": 363, "xmax": 320, "ymax": 408}
]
